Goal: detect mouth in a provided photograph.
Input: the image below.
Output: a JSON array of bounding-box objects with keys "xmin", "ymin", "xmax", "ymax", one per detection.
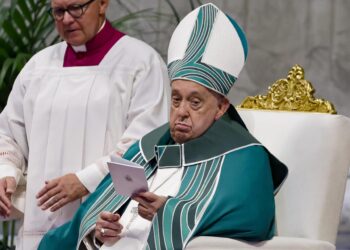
[
  {"xmin": 174, "ymin": 122, "xmax": 191, "ymax": 132},
  {"xmin": 65, "ymin": 28, "xmax": 79, "ymax": 34}
]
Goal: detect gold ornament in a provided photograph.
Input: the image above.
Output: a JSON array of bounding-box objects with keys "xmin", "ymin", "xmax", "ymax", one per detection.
[{"xmin": 238, "ymin": 65, "xmax": 336, "ymax": 114}]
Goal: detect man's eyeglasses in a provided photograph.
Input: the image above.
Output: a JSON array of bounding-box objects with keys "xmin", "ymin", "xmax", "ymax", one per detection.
[{"xmin": 48, "ymin": 0, "xmax": 96, "ymax": 21}]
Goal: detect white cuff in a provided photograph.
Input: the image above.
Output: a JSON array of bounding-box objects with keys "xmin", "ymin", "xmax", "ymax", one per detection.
[
  {"xmin": 76, "ymin": 163, "xmax": 107, "ymax": 193},
  {"xmin": 0, "ymin": 164, "xmax": 22, "ymax": 185}
]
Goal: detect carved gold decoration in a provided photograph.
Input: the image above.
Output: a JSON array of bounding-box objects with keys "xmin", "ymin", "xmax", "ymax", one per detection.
[{"xmin": 238, "ymin": 65, "xmax": 337, "ymax": 114}]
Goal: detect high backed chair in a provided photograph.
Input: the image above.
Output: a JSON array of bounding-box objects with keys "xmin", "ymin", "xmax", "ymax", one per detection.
[{"xmin": 187, "ymin": 65, "xmax": 350, "ymax": 250}]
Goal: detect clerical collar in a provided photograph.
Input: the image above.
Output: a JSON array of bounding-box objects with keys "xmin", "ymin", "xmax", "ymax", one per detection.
[
  {"xmin": 71, "ymin": 44, "xmax": 87, "ymax": 53},
  {"xmin": 63, "ymin": 20, "xmax": 124, "ymax": 67}
]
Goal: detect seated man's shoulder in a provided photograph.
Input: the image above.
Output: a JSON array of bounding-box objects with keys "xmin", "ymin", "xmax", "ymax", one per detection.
[
  {"xmin": 222, "ymin": 145, "xmax": 272, "ymax": 181},
  {"xmin": 217, "ymin": 123, "xmax": 268, "ymax": 162},
  {"xmin": 210, "ymin": 118, "xmax": 264, "ymax": 157},
  {"xmin": 226, "ymin": 143, "xmax": 267, "ymax": 159}
]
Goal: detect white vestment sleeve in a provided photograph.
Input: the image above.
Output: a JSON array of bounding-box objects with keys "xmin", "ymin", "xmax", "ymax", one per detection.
[
  {"xmin": 0, "ymin": 70, "xmax": 28, "ymax": 186},
  {"xmin": 76, "ymin": 53, "xmax": 170, "ymax": 193}
]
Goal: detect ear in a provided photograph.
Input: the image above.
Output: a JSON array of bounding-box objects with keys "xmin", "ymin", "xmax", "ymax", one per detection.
[
  {"xmin": 214, "ymin": 98, "xmax": 230, "ymax": 121},
  {"xmin": 99, "ymin": 0, "xmax": 109, "ymax": 15}
]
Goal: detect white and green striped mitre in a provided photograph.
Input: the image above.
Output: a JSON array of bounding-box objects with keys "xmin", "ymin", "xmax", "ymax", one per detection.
[{"xmin": 168, "ymin": 3, "xmax": 248, "ymax": 96}]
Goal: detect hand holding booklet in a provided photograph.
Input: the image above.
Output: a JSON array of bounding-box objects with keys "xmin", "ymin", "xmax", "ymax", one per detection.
[{"xmin": 107, "ymin": 155, "xmax": 149, "ymax": 197}]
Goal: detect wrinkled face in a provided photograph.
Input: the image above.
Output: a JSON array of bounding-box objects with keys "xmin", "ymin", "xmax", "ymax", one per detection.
[
  {"xmin": 51, "ymin": 0, "xmax": 109, "ymax": 46},
  {"xmin": 170, "ymin": 80, "xmax": 229, "ymax": 144}
]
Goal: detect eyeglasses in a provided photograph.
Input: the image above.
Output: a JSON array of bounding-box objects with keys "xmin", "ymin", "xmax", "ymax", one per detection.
[{"xmin": 48, "ymin": 0, "xmax": 96, "ymax": 21}]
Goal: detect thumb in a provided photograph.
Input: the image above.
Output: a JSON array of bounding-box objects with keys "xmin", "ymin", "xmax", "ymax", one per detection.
[{"xmin": 5, "ymin": 177, "xmax": 16, "ymax": 195}]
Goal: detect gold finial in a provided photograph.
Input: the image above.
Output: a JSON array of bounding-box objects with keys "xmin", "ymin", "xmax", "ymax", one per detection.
[{"xmin": 238, "ymin": 65, "xmax": 337, "ymax": 114}]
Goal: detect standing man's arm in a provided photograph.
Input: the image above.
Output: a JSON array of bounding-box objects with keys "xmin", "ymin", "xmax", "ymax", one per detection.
[
  {"xmin": 0, "ymin": 69, "xmax": 28, "ymax": 218},
  {"xmin": 37, "ymin": 49, "xmax": 170, "ymax": 212}
]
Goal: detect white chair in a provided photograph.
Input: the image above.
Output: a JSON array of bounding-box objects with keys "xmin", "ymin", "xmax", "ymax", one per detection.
[{"xmin": 187, "ymin": 65, "xmax": 350, "ymax": 250}]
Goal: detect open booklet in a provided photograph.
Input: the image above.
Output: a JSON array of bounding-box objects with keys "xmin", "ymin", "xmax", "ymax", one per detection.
[{"xmin": 107, "ymin": 155, "xmax": 149, "ymax": 197}]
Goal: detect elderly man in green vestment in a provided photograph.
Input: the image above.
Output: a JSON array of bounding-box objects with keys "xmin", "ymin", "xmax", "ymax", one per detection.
[{"xmin": 38, "ymin": 3, "xmax": 288, "ymax": 250}]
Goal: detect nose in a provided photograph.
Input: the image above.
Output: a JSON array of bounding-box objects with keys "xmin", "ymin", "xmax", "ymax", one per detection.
[
  {"xmin": 62, "ymin": 11, "xmax": 75, "ymax": 24},
  {"xmin": 177, "ymin": 102, "xmax": 189, "ymax": 118}
]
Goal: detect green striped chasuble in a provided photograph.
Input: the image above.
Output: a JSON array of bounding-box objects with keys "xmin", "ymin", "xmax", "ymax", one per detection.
[{"xmin": 38, "ymin": 112, "xmax": 288, "ymax": 250}]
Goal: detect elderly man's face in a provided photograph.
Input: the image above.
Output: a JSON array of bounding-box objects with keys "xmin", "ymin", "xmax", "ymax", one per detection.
[
  {"xmin": 170, "ymin": 80, "xmax": 229, "ymax": 144},
  {"xmin": 51, "ymin": 0, "xmax": 108, "ymax": 46}
]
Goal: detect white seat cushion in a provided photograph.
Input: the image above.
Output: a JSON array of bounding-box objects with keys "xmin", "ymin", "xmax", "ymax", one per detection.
[{"xmin": 187, "ymin": 236, "xmax": 335, "ymax": 250}]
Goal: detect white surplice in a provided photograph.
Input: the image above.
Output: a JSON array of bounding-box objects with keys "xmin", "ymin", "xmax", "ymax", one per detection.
[
  {"xmin": 100, "ymin": 167, "xmax": 184, "ymax": 250},
  {"xmin": 0, "ymin": 36, "xmax": 170, "ymax": 250}
]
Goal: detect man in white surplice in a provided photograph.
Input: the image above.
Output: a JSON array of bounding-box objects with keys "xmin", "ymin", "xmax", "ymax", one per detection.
[{"xmin": 0, "ymin": 0, "xmax": 169, "ymax": 249}]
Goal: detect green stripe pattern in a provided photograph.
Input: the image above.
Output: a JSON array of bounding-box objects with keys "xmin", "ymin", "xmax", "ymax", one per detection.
[
  {"xmin": 168, "ymin": 4, "xmax": 237, "ymax": 96},
  {"xmin": 146, "ymin": 155, "xmax": 224, "ymax": 249},
  {"xmin": 77, "ymin": 151, "xmax": 157, "ymax": 246}
]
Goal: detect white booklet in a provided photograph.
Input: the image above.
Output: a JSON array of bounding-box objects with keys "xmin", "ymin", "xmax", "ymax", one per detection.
[{"xmin": 107, "ymin": 155, "xmax": 149, "ymax": 197}]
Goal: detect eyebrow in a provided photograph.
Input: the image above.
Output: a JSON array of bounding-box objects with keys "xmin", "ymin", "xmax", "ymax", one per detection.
[
  {"xmin": 171, "ymin": 89, "xmax": 202, "ymax": 97},
  {"xmin": 52, "ymin": 1, "xmax": 82, "ymax": 7}
]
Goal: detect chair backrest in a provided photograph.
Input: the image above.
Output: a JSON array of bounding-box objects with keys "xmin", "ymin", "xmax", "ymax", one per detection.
[
  {"xmin": 237, "ymin": 110, "xmax": 350, "ymax": 244},
  {"xmin": 236, "ymin": 65, "xmax": 350, "ymax": 244}
]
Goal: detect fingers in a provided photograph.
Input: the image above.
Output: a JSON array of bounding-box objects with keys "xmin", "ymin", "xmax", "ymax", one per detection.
[
  {"xmin": 133, "ymin": 192, "xmax": 163, "ymax": 209},
  {"xmin": 36, "ymin": 179, "xmax": 58, "ymax": 199},
  {"xmin": 37, "ymin": 185, "xmax": 61, "ymax": 207},
  {"xmin": 132, "ymin": 195, "xmax": 150, "ymax": 208},
  {"xmin": 95, "ymin": 212, "xmax": 123, "ymax": 244},
  {"xmin": 5, "ymin": 177, "xmax": 16, "ymax": 195},
  {"xmin": 0, "ymin": 177, "xmax": 15, "ymax": 217},
  {"xmin": 136, "ymin": 192, "xmax": 158, "ymax": 201},
  {"xmin": 96, "ymin": 221, "xmax": 123, "ymax": 235},
  {"xmin": 133, "ymin": 192, "xmax": 167, "ymax": 206},
  {"xmin": 36, "ymin": 174, "xmax": 89, "ymax": 211},
  {"xmin": 0, "ymin": 187, "xmax": 11, "ymax": 209},
  {"xmin": 137, "ymin": 203, "xmax": 154, "ymax": 221},
  {"xmin": 100, "ymin": 211, "xmax": 120, "ymax": 222},
  {"xmin": 98, "ymin": 212, "xmax": 122, "ymax": 231},
  {"xmin": 95, "ymin": 229, "xmax": 121, "ymax": 245},
  {"xmin": 49, "ymin": 196, "xmax": 70, "ymax": 212},
  {"xmin": 0, "ymin": 199, "xmax": 11, "ymax": 217},
  {"xmin": 97, "ymin": 227, "xmax": 121, "ymax": 238},
  {"xmin": 133, "ymin": 192, "xmax": 168, "ymax": 221},
  {"xmin": 41, "ymin": 194, "xmax": 69, "ymax": 212}
]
